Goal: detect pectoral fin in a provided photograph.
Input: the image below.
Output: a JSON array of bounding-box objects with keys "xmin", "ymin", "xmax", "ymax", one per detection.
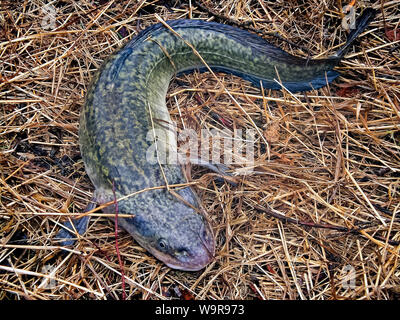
[{"xmin": 54, "ymin": 201, "xmax": 96, "ymax": 246}]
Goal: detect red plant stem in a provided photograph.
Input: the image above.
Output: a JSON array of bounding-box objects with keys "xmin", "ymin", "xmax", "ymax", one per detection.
[{"xmin": 112, "ymin": 180, "xmax": 126, "ymax": 300}]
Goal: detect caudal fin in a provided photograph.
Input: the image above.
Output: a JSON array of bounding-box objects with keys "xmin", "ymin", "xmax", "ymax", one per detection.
[{"xmin": 334, "ymin": 8, "xmax": 376, "ymax": 58}]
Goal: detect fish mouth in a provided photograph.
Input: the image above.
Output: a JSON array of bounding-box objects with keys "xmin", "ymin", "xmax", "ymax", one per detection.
[
  {"xmin": 163, "ymin": 243, "xmax": 215, "ymax": 271},
  {"xmin": 164, "ymin": 259, "xmax": 211, "ymax": 272},
  {"xmin": 148, "ymin": 224, "xmax": 215, "ymax": 271},
  {"xmin": 144, "ymin": 248, "xmax": 213, "ymax": 271}
]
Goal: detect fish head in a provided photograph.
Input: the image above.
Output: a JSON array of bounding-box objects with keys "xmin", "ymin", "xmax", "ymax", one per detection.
[
  {"xmin": 117, "ymin": 189, "xmax": 215, "ymax": 271},
  {"xmin": 149, "ymin": 213, "xmax": 215, "ymax": 271}
]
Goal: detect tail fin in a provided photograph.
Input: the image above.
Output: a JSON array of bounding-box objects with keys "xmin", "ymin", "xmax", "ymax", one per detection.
[{"xmin": 334, "ymin": 8, "xmax": 376, "ymax": 58}]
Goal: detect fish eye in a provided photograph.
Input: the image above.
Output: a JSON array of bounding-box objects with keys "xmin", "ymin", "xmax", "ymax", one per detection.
[{"xmin": 157, "ymin": 238, "xmax": 168, "ymax": 251}]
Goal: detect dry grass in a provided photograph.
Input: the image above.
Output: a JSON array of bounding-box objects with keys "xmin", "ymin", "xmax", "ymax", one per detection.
[{"xmin": 1, "ymin": 0, "xmax": 399, "ymax": 300}]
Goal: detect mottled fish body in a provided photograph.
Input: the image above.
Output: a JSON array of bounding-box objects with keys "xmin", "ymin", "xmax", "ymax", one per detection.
[{"xmin": 64, "ymin": 10, "xmax": 375, "ymax": 271}]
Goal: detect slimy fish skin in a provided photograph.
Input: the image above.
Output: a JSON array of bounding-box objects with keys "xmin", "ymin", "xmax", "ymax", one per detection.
[{"xmin": 60, "ymin": 9, "xmax": 375, "ymax": 271}]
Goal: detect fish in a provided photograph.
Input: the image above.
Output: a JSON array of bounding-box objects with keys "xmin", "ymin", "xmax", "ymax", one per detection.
[{"xmin": 57, "ymin": 9, "xmax": 376, "ymax": 271}]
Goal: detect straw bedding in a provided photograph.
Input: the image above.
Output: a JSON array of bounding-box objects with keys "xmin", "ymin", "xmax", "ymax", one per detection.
[{"xmin": 0, "ymin": 0, "xmax": 399, "ymax": 299}]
